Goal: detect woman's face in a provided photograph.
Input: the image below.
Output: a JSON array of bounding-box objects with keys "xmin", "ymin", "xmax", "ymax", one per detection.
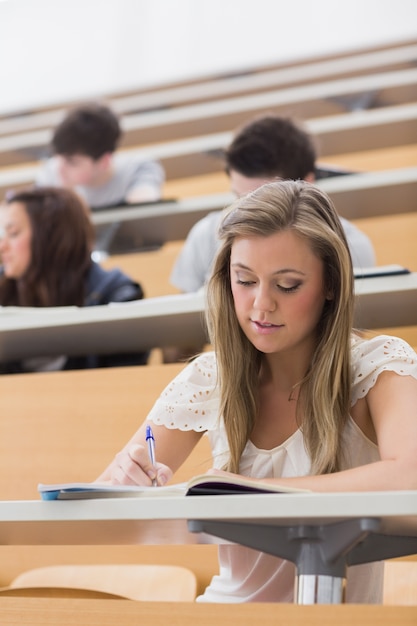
[
  {"xmin": 0, "ymin": 202, "xmax": 33, "ymax": 279},
  {"xmin": 230, "ymin": 229, "xmax": 328, "ymax": 357}
]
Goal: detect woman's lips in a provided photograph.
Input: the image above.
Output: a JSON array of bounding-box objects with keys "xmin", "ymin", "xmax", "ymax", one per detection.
[{"xmin": 251, "ymin": 320, "xmax": 283, "ymax": 334}]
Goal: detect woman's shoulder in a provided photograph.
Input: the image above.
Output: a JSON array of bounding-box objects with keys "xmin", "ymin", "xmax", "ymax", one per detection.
[
  {"xmin": 147, "ymin": 352, "xmax": 219, "ymax": 431},
  {"xmin": 165, "ymin": 351, "xmax": 217, "ymax": 387},
  {"xmin": 351, "ymin": 333, "xmax": 417, "ymax": 404},
  {"xmin": 351, "ymin": 333, "xmax": 417, "ymax": 362}
]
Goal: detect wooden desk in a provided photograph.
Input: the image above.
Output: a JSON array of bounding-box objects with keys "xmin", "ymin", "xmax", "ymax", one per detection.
[
  {"xmin": 319, "ymin": 166, "xmax": 417, "ymax": 219},
  {"xmin": 92, "ymin": 192, "xmax": 233, "ymax": 254},
  {"xmin": 1, "ymin": 597, "xmax": 416, "ymax": 626},
  {"xmin": 89, "ymin": 166, "xmax": 417, "ymax": 254},
  {"xmin": 164, "ymin": 144, "xmax": 417, "ymax": 200},
  {"xmin": 0, "ymin": 293, "xmax": 208, "ymax": 360},
  {"xmin": 2, "ymin": 102, "xmax": 416, "ymax": 196},
  {"xmin": 0, "ymin": 490, "xmax": 416, "ymax": 605},
  {"xmin": 116, "ymin": 103, "xmax": 417, "ymax": 180},
  {"xmin": 0, "ymin": 273, "xmax": 416, "ymax": 362}
]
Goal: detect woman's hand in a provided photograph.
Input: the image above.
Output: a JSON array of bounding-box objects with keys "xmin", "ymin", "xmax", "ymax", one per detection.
[{"xmin": 110, "ymin": 443, "xmax": 173, "ymax": 486}]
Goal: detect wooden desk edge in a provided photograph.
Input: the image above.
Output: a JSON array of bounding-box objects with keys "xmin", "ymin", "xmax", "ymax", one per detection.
[{"xmin": 0, "ymin": 597, "xmax": 416, "ymax": 626}]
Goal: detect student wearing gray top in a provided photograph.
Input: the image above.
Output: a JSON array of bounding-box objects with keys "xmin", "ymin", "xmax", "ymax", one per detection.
[
  {"xmin": 36, "ymin": 103, "xmax": 165, "ymax": 210},
  {"xmin": 170, "ymin": 115, "xmax": 376, "ymax": 293}
]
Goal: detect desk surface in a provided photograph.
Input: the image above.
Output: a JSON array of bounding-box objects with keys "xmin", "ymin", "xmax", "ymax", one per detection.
[{"xmin": 0, "ymin": 490, "xmax": 416, "ymax": 547}]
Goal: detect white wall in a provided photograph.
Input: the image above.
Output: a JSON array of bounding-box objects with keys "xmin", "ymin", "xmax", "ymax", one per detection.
[{"xmin": 0, "ymin": 0, "xmax": 416, "ymax": 115}]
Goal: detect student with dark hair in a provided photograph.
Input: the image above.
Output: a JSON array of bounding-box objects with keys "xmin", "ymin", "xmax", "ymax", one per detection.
[
  {"xmin": 0, "ymin": 187, "xmax": 148, "ymax": 372},
  {"xmin": 170, "ymin": 115, "xmax": 375, "ymax": 293},
  {"xmin": 36, "ymin": 103, "xmax": 165, "ymax": 210},
  {"xmin": 98, "ymin": 180, "xmax": 417, "ymax": 604},
  {"xmin": 225, "ymin": 113, "xmax": 316, "ymax": 182}
]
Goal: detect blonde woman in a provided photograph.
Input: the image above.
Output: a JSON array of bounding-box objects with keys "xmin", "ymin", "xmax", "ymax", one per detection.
[{"xmin": 99, "ymin": 180, "xmax": 417, "ymax": 603}]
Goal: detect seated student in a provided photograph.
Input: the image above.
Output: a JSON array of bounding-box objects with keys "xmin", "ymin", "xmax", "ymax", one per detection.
[
  {"xmin": 98, "ymin": 180, "xmax": 417, "ymax": 604},
  {"xmin": 36, "ymin": 103, "xmax": 165, "ymax": 210},
  {"xmin": 0, "ymin": 187, "xmax": 148, "ymax": 373},
  {"xmin": 170, "ymin": 115, "xmax": 376, "ymax": 294}
]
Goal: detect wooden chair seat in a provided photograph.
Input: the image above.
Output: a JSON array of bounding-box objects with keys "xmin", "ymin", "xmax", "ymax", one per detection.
[{"xmin": 0, "ymin": 564, "xmax": 197, "ymax": 602}]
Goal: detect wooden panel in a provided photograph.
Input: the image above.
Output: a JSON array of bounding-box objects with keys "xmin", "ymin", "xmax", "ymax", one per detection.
[
  {"xmin": 0, "ymin": 364, "xmax": 217, "ymax": 592},
  {"xmin": 383, "ymin": 561, "xmax": 417, "ymax": 605},
  {"xmin": 352, "ymin": 212, "xmax": 417, "ymax": 271},
  {"xmin": 0, "ymin": 597, "xmax": 416, "ymax": 626},
  {"xmin": 0, "ymin": 364, "xmax": 212, "ymax": 498},
  {"xmin": 102, "ymin": 242, "xmax": 183, "ymax": 298}
]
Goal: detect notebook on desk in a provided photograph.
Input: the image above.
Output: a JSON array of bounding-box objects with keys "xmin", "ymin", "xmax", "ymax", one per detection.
[{"xmin": 38, "ymin": 474, "xmax": 310, "ymax": 500}]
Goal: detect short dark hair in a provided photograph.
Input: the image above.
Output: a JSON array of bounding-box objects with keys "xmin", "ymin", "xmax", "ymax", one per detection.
[
  {"xmin": 52, "ymin": 103, "xmax": 122, "ymax": 159},
  {"xmin": 225, "ymin": 115, "xmax": 317, "ymax": 181}
]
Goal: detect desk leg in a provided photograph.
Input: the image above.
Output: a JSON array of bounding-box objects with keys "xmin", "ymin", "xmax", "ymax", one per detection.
[
  {"xmin": 188, "ymin": 517, "xmax": 380, "ymax": 604},
  {"xmin": 296, "ymin": 574, "xmax": 345, "ymax": 604}
]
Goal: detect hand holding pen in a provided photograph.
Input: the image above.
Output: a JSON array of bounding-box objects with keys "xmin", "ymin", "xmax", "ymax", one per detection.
[{"xmin": 146, "ymin": 424, "xmax": 158, "ymax": 487}]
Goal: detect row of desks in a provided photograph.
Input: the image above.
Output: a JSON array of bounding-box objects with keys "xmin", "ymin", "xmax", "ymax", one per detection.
[
  {"xmin": 91, "ymin": 166, "xmax": 417, "ymax": 254},
  {"xmin": 0, "ymin": 69, "xmax": 417, "ymax": 171},
  {"xmin": 0, "ymin": 272, "xmax": 416, "ymax": 361},
  {"xmin": 1, "ymin": 67, "xmax": 417, "ymax": 171},
  {"xmin": 1, "ymin": 102, "xmax": 416, "ymax": 194},
  {"xmin": 1, "ymin": 40, "xmax": 416, "ymax": 138}
]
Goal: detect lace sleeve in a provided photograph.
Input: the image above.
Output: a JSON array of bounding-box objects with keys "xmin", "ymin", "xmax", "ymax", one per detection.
[
  {"xmin": 351, "ymin": 335, "xmax": 417, "ymax": 405},
  {"xmin": 147, "ymin": 352, "xmax": 220, "ymax": 431}
]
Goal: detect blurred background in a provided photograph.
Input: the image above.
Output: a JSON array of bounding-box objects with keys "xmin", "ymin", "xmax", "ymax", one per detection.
[{"xmin": 0, "ymin": 0, "xmax": 416, "ymax": 116}]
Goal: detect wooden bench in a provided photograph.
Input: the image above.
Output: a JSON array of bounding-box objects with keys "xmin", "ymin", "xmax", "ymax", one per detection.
[{"xmin": 0, "ymin": 365, "xmax": 218, "ymax": 594}]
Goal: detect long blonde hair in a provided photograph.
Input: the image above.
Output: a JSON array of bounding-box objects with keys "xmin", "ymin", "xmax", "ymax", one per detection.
[{"xmin": 206, "ymin": 180, "xmax": 354, "ymax": 475}]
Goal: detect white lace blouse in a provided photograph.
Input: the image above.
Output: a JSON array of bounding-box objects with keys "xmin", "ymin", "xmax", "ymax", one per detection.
[{"xmin": 147, "ymin": 335, "xmax": 417, "ymax": 603}]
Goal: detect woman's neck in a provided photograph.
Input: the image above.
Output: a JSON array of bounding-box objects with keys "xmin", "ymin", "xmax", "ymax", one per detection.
[{"xmin": 260, "ymin": 343, "xmax": 315, "ymax": 394}]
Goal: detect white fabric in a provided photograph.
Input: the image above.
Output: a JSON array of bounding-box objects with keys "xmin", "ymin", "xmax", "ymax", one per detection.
[
  {"xmin": 36, "ymin": 153, "xmax": 165, "ymax": 210},
  {"xmin": 170, "ymin": 210, "xmax": 376, "ymax": 293},
  {"xmin": 147, "ymin": 335, "xmax": 417, "ymax": 603}
]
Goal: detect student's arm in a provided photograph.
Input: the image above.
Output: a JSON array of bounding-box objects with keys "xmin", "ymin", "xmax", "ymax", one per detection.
[
  {"xmin": 124, "ymin": 159, "xmax": 165, "ymax": 204},
  {"xmin": 97, "ymin": 422, "xmax": 203, "ymax": 486},
  {"xmin": 125, "ymin": 184, "xmax": 162, "ymax": 204}
]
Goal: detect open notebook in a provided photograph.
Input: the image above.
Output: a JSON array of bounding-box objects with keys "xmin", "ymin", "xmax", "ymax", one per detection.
[{"xmin": 38, "ymin": 474, "xmax": 310, "ymax": 500}]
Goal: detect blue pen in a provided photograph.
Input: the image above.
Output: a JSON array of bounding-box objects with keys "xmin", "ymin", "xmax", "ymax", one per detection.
[{"xmin": 145, "ymin": 424, "xmax": 158, "ymax": 487}]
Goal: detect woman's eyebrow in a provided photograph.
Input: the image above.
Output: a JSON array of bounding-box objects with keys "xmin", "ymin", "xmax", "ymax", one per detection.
[{"xmin": 231, "ymin": 262, "xmax": 306, "ymax": 276}]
